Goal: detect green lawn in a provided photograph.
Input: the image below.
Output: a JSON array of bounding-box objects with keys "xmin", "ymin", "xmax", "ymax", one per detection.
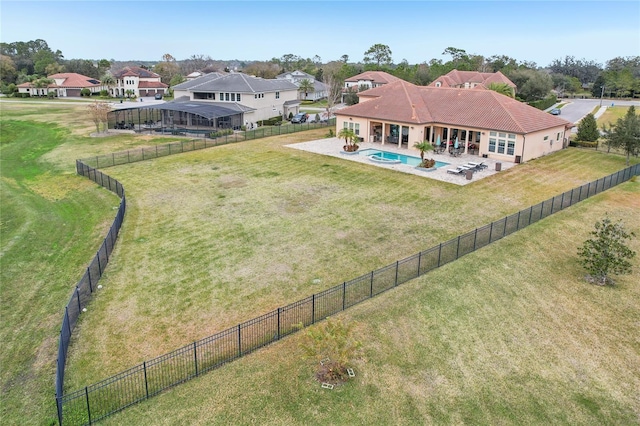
[
  {"xmin": 1, "ymin": 101, "xmax": 639, "ymax": 425},
  {"xmin": 101, "ymin": 181, "xmax": 640, "ymax": 426},
  {"xmin": 64, "ymin": 132, "xmax": 637, "ymax": 387}
]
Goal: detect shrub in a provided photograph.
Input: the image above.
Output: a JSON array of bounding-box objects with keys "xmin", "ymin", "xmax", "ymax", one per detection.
[
  {"xmin": 528, "ymin": 94, "xmax": 557, "ymax": 110},
  {"xmin": 80, "ymin": 88, "xmax": 91, "ymax": 97}
]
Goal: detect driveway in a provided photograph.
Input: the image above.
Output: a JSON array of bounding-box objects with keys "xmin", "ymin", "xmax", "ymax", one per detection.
[{"xmin": 557, "ymin": 98, "xmax": 640, "ymax": 125}]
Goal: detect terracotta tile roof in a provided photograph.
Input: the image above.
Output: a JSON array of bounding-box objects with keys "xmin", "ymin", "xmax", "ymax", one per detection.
[
  {"xmin": 48, "ymin": 73, "xmax": 101, "ymax": 88},
  {"xmin": 428, "ymin": 70, "xmax": 516, "ymax": 89},
  {"xmin": 112, "ymin": 66, "xmax": 161, "ymax": 79},
  {"xmin": 344, "ymin": 71, "xmax": 402, "ymax": 85},
  {"xmin": 18, "ymin": 73, "xmax": 101, "ymax": 89},
  {"xmin": 336, "ymin": 80, "xmax": 571, "ymax": 134},
  {"xmin": 138, "ymin": 81, "xmax": 168, "ymax": 88}
]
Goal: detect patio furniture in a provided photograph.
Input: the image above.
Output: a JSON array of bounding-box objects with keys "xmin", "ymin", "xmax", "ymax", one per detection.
[
  {"xmin": 446, "ymin": 168, "xmax": 465, "ymax": 175},
  {"xmin": 467, "ymin": 161, "xmax": 487, "ymax": 171}
]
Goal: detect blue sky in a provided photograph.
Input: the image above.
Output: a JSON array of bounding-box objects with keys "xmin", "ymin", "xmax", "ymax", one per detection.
[{"xmin": 1, "ymin": 1, "xmax": 639, "ymax": 67}]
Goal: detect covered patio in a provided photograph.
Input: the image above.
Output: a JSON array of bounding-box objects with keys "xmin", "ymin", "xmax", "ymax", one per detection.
[{"xmin": 367, "ymin": 121, "xmax": 481, "ymax": 157}]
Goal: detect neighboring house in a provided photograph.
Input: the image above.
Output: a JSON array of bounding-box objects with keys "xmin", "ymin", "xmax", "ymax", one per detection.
[
  {"xmin": 111, "ymin": 66, "xmax": 168, "ymax": 97},
  {"xmin": 186, "ymin": 71, "xmax": 204, "ymax": 80},
  {"xmin": 17, "ymin": 73, "xmax": 104, "ymax": 97},
  {"xmin": 342, "ymin": 70, "xmax": 401, "ymax": 102},
  {"xmin": 335, "ymin": 80, "xmax": 572, "ymax": 164},
  {"xmin": 276, "ymin": 70, "xmax": 327, "ymax": 101},
  {"xmin": 428, "ymin": 69, "xmax": 516, "ymax": 91},
  {"xmin": 168, "ymin": 71, "xmax": 300, "ymax": 128}
]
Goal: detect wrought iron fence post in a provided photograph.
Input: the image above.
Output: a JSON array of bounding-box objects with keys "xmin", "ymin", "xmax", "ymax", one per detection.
[
  {"xmin": 76, "ymin": 287, "xmax": 81, "ymax": 313},
  {"xmin": 394, "ymin": 261, "xmax": 399, "ymax": 286},
  {"xmin": 85, "ymin": 387, "xmax": 92, "ymax": 425},
  {"xmin": 277, "ymin": 308, "xmax": 281, "ymax": 339},
  {"xmin": 489, "ymin": 222, "xmax": 494, "ymax": 243},
  {"xmin": 456, "ymin": 236, "xmax": 460, "ymax": 259},
  {"xmin": 193, "ymin": 342, "xmax": 198, "ymax": 377},
  {"xmin": 342, "ymin": 282, "xmax": 346, "ymax": 310},
  {"xmin": 143, "ymin": 361, "xmax": 149, "ymax": 398},
  {"xmin": 311, "ymin": 294, "xmax": 315, "ymax": 324},
  {"xmin": 237, "ymin": 324, "xmax": 242, "ymax": 357},
  {"xmin": 417, "ymin": 252, "xmax": 422, "ymax": 276},
  {"xmin": 370, "ymin": 271, "xmax": 374, "ymax": 297},
  {"xmin": 437, "ymin": 243, "xmax": 442, "ymax": 267},
  {"xmin": 473, "ymin": 228, "xmax": 478, "ymax": 250},
  {"xmin": 503, "ymin": 216, "xmax": 507, "ymax": 236}
]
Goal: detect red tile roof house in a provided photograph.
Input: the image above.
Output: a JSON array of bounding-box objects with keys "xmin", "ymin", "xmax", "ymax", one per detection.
[
  {"xmin": 428, "ymin": 69, "xmax": 516, "ymax": 91},
  {"xmin": 342, "ymin": 70, "xmax": 401, "ymax": 103},
  {"xmin": 335, "ymin": 79, "xmax": 573, "ymax": 164},
  {"xmin": 111, "ymin": 66, "xmax": 168, "ymax": 98},
  {"xmin": 17, "ymin": 73, "xmax": 104, "ymax": 97}
]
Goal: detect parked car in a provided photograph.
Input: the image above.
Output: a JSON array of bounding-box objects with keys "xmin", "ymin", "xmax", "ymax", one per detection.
[
  {"xmin": 154, "ymin": 93, "xmax": 163, "ymax": 100},
  {"xmin": 291, "ymin": 113, "xmax": 308, "ymax": 124},
  {"xmin": 550, "ymin": 108, "xmax": 561, "ymax": 115}
]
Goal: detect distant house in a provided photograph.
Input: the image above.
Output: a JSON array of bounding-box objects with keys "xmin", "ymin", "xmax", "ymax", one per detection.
[
  {"xmin": 276, "ymin": 70, "xmax": 327, "ymax": 101},
  {"xmin": 428, "ymin": 69, "xmax": 516, "ymax": 91},
  {"xmin": 186, "ymin": 71, "xmax": 204, "ymax": 80},
  {"xmin": 335, "ymin": 79, "xmax": 572, "ymax": 164},
  {"xmin": 170, "ymin": 71, "xmax": 300, "ymax": 127},
  {"xmin": 111, "ymin": 66, "xmax": 168, "ymax": 98},
  {"xmin": 17, "ymin": 73, "xmax": 104, "ymax": 97},
  {"xmin": 341, "ymin": 70, "xmax": 401, "ymax": 102}
]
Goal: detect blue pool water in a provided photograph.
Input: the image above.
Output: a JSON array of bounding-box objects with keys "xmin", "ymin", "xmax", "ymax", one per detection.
[{"xmin": 359, "ymin": 149, "xmax": 449, "ymax": 168}]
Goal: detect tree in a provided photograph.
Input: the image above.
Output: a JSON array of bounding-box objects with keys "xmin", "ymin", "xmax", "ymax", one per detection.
[
  {"xmin": 343, "ymin": 86, "xmax": 359, "ymax": 106},
  {"xmin": 577, "ymin": 216, "xmax": 636, "ymax": 286},
  {"xmin": 169, "ymin": 74, "xmax": 185, "ymax": 87},
  {"xmin": 86, "ymin": 101, "xmax": 112, "ymax": 133},
  {"xmin": 338, "ymin": 127, "xmax": 358, "ymax": 151},
  {"xmin": 487, "ymin": 82, "xmax": 515, "ymax": 98},
  {"xmin": 576, "ymin": 113, "xmax": 599, "ymax": 142},
  {"xmin": 101, "ymin": 74, "xmax": 115, "ymax": 96},
  {"xmin": 298, "ymin": 78, "xmax": 314, "ymax": 100},
  {"xmin": 322, "ymin": 72, "xmax": 342, "ymax": 121},
  {"xmin": 601, "ymin": 106, "xmax": 640, "ymax": 165},
  {"xmin": 363, "ymin": 44, "xmax": 392, "ymax": 68}
]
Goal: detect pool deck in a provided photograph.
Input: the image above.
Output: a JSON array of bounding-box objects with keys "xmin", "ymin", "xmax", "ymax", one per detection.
[{"xmin": 286, "ymin": 138, "xmax": 516, "ymax": 186}]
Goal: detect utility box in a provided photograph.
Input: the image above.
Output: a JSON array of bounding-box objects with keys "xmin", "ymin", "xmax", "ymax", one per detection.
[{"xmin": 495, "ymin": 162, "xmax": 502, "ymax": 171}]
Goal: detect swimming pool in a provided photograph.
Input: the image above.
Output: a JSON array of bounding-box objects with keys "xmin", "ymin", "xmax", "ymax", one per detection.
[{"xmin": 359, "ymin": 149, "xmax": 449, "ymax": 168}]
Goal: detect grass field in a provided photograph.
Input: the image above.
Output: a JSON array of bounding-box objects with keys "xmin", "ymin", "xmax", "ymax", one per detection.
[
  {"xmin": 1, "ymin": 101, "xmax": 639, "ymax": 425},
  {"xmin": 101, "ymin": 181, "xmax": 640, "ymax": 426}
]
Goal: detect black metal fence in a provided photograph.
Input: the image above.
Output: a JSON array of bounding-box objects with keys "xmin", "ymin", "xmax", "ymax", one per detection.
[
  {"xmin": 56, "ymin": 153, "xmax": 639, "ymax": 425},
  {"xmin": 79, "ymin": 119, "xmax": 336, "ymax": 170},
  {"xmin": 55, "ymin": 162, "xmax": 126, "ymax": 425}
]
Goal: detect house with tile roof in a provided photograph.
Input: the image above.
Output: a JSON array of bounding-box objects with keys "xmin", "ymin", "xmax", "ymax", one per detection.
[
  {"xmin": 342, "ymin": 70, "xmax": 401, "ymax": 103},
  {"xmin": 276, "ymin": 70, "xmax": 327, "ymax": 101},
  {"xmin": 335, "ymin": 80, "xmax": 573, "ymax": 163},
  {"xmin": 170, "ymin": 71, "xmax": 301, "ymax": 126},
  {"xmin": 17, "ymin": 73, "xmax": 104, "ymax": 97},
  {"xmin": 111, "ymin": 66, "xmax": 168, "ymax": 98},
  {"xmin": 428, "ymin": 69, "xmax": 516, "ymax": 91}
]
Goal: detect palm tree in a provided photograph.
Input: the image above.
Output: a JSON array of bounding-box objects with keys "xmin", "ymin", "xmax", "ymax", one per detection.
[
  {"xmin": 413, "ymin": 141, "xmax": 433, "ymax": 161},
  {"xmin": 298, "ymin": 79, "xmax": 315, "ymax": 100},
  {"xmin": 413, "ymin": 141, "xmax": 435, "ymax": 168},
  {"xmin": 487, "ymin": 82, "xmax": 515, "ymax": 98},
  {"xmin": 338, "ymin": 127, "xmax": 357, "ymax": 151},
  {"xmin": 101, "ymin": 75, "xmax": 115, "ymax": 97}
]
